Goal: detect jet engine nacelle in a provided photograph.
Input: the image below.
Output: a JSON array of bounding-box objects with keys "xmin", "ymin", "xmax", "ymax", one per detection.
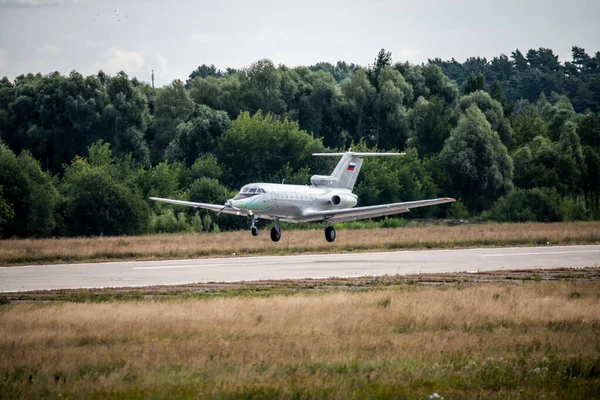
[{"xmin": 330, "ymin": 194, "xmax": 357, "ymax": 208}]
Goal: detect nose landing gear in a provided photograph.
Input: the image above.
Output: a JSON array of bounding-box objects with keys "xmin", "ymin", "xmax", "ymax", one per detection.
[{"xmin": 250, "ymin": 213, "xmax": 259, "ymax": 236}]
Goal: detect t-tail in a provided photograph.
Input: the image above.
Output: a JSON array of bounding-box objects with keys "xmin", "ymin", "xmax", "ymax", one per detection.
[{"xmin": 311, "ymin": 151, "xmax": 404, "ymax": 190}]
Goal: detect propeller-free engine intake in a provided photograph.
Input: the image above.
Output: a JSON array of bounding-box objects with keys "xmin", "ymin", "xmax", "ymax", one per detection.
[{"xmin": 330, "ymin": 194, "xmax": 358, "ymax": 207}]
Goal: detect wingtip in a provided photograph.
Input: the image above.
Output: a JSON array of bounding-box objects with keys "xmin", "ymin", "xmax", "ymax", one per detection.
[{"xmin": 444, "ymin": 197, "xmax": 456, "ymax": 202}]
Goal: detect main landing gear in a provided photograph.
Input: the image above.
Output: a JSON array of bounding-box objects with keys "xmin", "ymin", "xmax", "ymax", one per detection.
[
  {"xmin": 323, "ymin": 220, "xmax": 336, "ymax": 242},
  {"xmin": 270, "ymin": 218, "xmax": 281, "ymax": 242}
]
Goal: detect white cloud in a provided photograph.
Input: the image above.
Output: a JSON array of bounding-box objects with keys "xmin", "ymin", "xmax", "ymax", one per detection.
[
  {"xmin": 187, "ymin": 32, "xmax": 212, "ymax": 43},
  {"xmin": 396, "ymin": 48, "xmax": 423, "ymax": 63},
  {"xmin": 147, "ymin": 54, "xmax": 168, "ymax": 78},
  {"xmin": 95, "ymin": 47, "xmax": 144, "ymax": 75},
  {"xmin": 38, "ymin": 44, "xmax": 59, "ymax": 55},
  {"xmin": 0, "ymin": 0, "xmax": 82, "ymax": 7},
  {"xmin": 0, "ymin": 49, "xmax": 7, "ymax": 70},
  {"xmin": 156, "ymin": 54, "xmax": 168, "ymax": 76},
  {"xmin": 256, "ymin": 27, "xmax": 288, "ymax": 45}
]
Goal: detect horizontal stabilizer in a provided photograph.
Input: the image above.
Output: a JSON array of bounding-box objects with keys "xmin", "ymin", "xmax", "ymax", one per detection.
[{"xmin": 310, "ymin": 151, "xmax": 404, "ymax": 190}]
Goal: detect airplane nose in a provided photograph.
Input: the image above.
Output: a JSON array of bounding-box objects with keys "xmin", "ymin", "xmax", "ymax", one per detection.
[{"xmin": 225, "ymin": 200, "xmax": 233, "ymax": 208}]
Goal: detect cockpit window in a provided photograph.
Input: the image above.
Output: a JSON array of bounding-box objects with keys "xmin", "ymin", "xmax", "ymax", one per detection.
[{"xmin": 233, "ymin": 187, "xmax": 266, "ymax": 200}]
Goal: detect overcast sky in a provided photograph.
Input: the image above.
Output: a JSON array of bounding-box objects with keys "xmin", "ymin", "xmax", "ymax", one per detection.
[{"xmin": 1, "ymin": 0, "xmax": 599, "ymax": 87}]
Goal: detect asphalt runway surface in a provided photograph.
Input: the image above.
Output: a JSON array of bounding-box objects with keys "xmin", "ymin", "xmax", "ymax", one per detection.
[{"xmin": 1, "ymin": 245, "xmax": 599, "ymax": 292}]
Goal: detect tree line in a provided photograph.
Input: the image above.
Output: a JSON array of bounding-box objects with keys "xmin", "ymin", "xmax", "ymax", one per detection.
[{"xmin": 1, "ymin": 46, "xmax": 599, "ymax": 238}]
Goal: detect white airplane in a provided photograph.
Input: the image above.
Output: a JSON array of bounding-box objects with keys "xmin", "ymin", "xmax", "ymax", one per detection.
[{"xmin": 150, "ymin": 151, "xmax": 455, "ymax": 242}]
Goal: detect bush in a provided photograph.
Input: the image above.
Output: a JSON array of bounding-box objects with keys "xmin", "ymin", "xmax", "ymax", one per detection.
[
  {"xmin": 448, "ymin": 200, "xmax": 469, "ymax": 219},
  {"xmin": 559, "ymin": 198, "xmax": 588, "ymax": 221},
  {"xmin": 487, "ymin": 188, "xmax": 561, "ymax": 222},
  {"xmin": 148, "ymin": 209, "xmax": 191, "ymax": 234},
  {"xmin": 62, "ymin": 168, "xmax": 149, "ymax": 236}
]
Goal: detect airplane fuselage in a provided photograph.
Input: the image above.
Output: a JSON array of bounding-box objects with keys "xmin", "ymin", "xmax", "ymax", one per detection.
[{"xmin": 226, "ymin": 183, "xmax": 358, "ymax": 222}]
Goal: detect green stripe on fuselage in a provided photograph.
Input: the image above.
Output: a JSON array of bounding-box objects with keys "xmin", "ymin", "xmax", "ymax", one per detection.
[{"xmin": 238, "ymin": 194, "xmax": 272, "ymax": 211}]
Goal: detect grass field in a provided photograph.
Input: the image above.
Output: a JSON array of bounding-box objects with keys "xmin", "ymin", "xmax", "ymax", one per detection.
[
  {"xmin": 1, "ymin": 278, "xmax": 599, "ymax": 399},
  {"xmin": 1, "ymin": 221, "xmax": 599, "ymax": 265}
]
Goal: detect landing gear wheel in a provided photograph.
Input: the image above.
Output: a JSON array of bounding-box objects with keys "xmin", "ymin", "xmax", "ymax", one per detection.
[
  {"xmin": 325, "ymin": 226, "xmax": 336, "ymax": 242},
  {"xmin": 270, "ymin": 227, "xmax": 281, "ymax": 242},
  {"xmin": 251, "ymin": 226, "xmax": 259, "ymax": 236}
]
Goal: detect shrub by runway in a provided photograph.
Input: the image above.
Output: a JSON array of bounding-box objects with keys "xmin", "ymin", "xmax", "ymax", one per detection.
[
  {"xmin": 1, "ymin": 276, "xmax": 599, "ymax": 399},
  {"xmin": 1, "ymin": 221, "xmax": 599, "ymax": 266}
]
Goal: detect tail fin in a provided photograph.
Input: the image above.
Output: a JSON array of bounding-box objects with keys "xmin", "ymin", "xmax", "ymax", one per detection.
[{"xmin": 311, "ymin": 151, "xmax": 404, "ymax": 190}]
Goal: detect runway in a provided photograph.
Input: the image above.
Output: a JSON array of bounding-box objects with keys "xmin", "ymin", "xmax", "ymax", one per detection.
[{"xmin": 1, "ymin": 245, "xmax": 599, "ymax": 292}]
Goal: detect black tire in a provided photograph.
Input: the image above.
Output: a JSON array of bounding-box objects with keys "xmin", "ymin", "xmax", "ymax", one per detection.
[
  {"xmin": 325, "ymin": 226, "xmax": 336, "ymax": 242},
  {"xmin": 251, "ymin": 226, "xmax": 259, "ymax": 236},
  {"xmin": 270, "ymin": 227, "xmax": 281, "ymax": 242}
]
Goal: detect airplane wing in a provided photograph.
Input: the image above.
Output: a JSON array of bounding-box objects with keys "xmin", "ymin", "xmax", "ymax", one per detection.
[
  {"xmin": 149, "ymin": 197, "xmax": 248, "ymax": 216},
  {"xmin": 298, "ymin": 198, "xmax": 456, "ymax": 223}
]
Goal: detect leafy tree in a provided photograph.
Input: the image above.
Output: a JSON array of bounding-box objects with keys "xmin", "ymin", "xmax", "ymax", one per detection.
[
  {"xmin": 510, "ymin": 100, "xmax": 547, "ymax": 150},
  {"xmin": 98, "ymin": 72, "xmax": 151, "ymax": 167},
  {"xmin": 463, "ymin": 72, "xmax": 487, "ymax": 94},
  {"xmin": 238, "ymin": 59, "xmax": 286, "ymax": 115},
  {"xmin": 135, "ymin": 161, "xmax": 184, "ymax": 202},
  {"xmin": 490, "ymin": 54, "xmax": 514, "ymax": 81},
  {"xmin": 186, "ymin": 153, "xmax": 223, "ymax": 182},
  {"xmin": 373, "ymin": 67, "xmax": 413, "ymax": 149},
  {"xmin": 294, "ymin": 70, "xmax": 341, "ymax": 148},
  {"xmin": 421, "ymin": 64, "xmax": 459, "ymax": 105},
  {"xmin": 61, "ymin": 159, "xmax": 149, "ymax": 236},
  {"xmin": 165, "ymin": 105, "xmax": 231, "ymax": 166},
  {"xmin": 512, "ymin": 129, "xmax": 584, "ymax": 198},
  {"xmin": 337, "ymin": 69, "xmax": 377, "ymax": 146},
  {"xmin": 582, "ymin": 146, "xmax": 600, "ymax": 216},
  {"xmin": 218, "ymin": 111, "xmax": 326, "ymax": 189},
  {"xmin": 189, "ymin": 177, "xmax": 229, "ymax": 205},
  {"xmin": 309, "ymin": 61, "xmax": 356, "ymax": 83},
  {"xmin": 186, "ymin": 64, "xmax": 224, "ymax": 88},
  {"xmin": 189, "ymin": 74, "xmax": 242, "ymax": 118},
  {"xmin": 4, "ymin": 72, "xmax": 110, "ymax": 173},
  {"xmin": 0, "ymin": 144, "xmax": 58, "ymax": 237},
  {"xmin": 0, "ymin": 185, "xmax": 15, "ymax": 237},
  {"xmin": 148, "ymin": 79, "xmax": 194, "ymax": 163},
  {"xmin": 459, "ymin": 90, "xmax": 513, "ymax": 146},
  {"xmin": 355, "ymin": 147, "xmax": 439, "ymax": 216},
  {"xmin": 577, "ymin": 112, "xmax": 600, "ymax": 149},
  {"xmin": 540, "ymin": 93, "xmax": 577, "ymax": 141},
  {"xmin": 407, "ymin": 97, "xmax": 452, "ymax": 157},
  {"xmin": 440, "ymin": 105, "xmax": 513, "ymax": 212},
  {"xmin": 368, "ymin": 49, "xmax": 393, "ymax": 86}
]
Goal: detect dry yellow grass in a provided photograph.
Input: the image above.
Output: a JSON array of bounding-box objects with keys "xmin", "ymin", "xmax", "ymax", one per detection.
[
  {"xmin": 1, "ymin": 221, "xmax": 599, "ymax": 265},
  {"xmin": 1, "ymin": 282, "xmax": 599, "ymax": 398}
]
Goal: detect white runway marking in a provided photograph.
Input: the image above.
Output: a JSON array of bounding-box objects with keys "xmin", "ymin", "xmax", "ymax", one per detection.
[
  {"xmin": 133, "ymin": 261, "xmax": 281, "ymax": 270},
  {"xmin": 481, "ymin": 250, "xmax": 600, "ymax": 257}
]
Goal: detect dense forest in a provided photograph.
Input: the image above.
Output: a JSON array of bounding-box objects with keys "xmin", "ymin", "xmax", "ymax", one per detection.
[{"xmin": 1, "ymin": 46, "xmax": 599, "ymax": 238}]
